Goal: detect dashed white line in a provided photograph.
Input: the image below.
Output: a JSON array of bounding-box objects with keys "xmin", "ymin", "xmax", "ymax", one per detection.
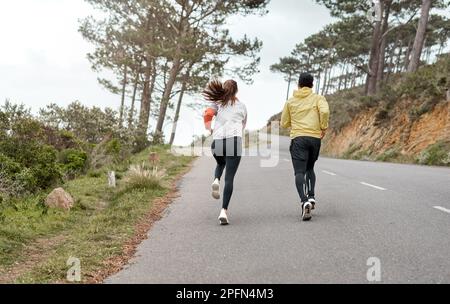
[
  {"xmin": 322, "ymin": 170, "xmax": 337, "ymax": 176},
  {"xmin": 360, "ymin": 182, "xmax": 387, "ymax": 191},
  {"xmin": 433, "ymin": 206, "xmax": 450, "ymax": 214}
]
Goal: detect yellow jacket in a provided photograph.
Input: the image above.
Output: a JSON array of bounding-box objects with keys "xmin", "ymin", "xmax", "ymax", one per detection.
[{"xmin": 281, "ymin": 87, "xmax": 330, "ymax": 139}]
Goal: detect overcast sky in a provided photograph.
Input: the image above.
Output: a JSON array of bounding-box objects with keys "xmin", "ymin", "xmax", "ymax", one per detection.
[{"xmin": 0, "ymin": 0, "xmax": 334, "ymax": 145}]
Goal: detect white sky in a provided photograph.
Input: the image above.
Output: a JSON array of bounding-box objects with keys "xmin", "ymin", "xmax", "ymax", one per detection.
[{"xmin": 0, "ymin": 0, "xmax": 334, "ymax": 145}]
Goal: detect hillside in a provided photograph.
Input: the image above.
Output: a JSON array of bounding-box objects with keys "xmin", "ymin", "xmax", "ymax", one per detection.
[{"xmin": 268, "ymin": 55, "xmax": 450, "ymax": 166}]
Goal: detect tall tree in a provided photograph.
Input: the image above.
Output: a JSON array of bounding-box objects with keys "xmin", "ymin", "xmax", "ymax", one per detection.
[
  {"xmin": 154, "ymin": 0, "xmax": 268, "ymax": 138},
  {"xmin": 408, "ymin": 0, "xmax": 432, "ymax": 72},
  {"xmin": 270, "ymin": 57, "xmax": 302, "ymax": 100}
]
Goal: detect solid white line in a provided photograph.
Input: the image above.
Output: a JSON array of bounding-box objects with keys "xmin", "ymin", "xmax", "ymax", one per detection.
[
  {"xmin": 433, "ymin": 206, "xmax": 450, "ymax": 214},
  {"xmin": 322, "ymin": 170, "xmax": 337, "ymax": 176},
  {"xmin": 360, "ymin": 182, "xmax": 387, "ymax": 191}
]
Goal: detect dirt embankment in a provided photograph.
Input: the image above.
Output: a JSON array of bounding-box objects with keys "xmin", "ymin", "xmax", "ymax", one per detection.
[{"xmin": 322, "ymin": 98, "xmax": 450, "ymax": 162}]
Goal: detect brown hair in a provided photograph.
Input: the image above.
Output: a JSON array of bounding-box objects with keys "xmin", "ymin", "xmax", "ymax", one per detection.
[{"xmin": 203, "ymin": 79, "xmax": 238, "ymax": 107}]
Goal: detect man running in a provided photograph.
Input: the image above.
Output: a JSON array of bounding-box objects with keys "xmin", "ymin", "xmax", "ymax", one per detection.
[{"xmin": 281, "ymin": 73, "xmax": 330, "ymax": 221}]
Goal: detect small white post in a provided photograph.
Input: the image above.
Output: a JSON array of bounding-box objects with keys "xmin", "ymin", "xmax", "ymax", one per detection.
[
  {"xmin": 108, "ymin": 171, "xmax": 116, "ymax": 188},
  {"xmin": 446, "ymin": 89, "xmax": 450, "ymax": 102}
]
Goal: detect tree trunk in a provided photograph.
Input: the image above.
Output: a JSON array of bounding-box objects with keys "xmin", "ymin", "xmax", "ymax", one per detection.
[
  {"xmin": 386, "ymin": 39, "xmax": 397, "ymax": 82},
  {"xmin": 338, "ymin": 74, "xmax": 342, "ymax": 92},
  {"xmin": 437, "ymin": 43, "xmax": 444, "ymax": 56},
  {"xmin": 321, "ymin": 66, "xmax": 328, "ymax": 95},
  {"xmin": 408, "ymin": 0, "xmax": 432, "ymax": 73},
  {"xmin": 376, "ymin": 35, "xmax": 387, "ymax": 90},
  {"xmin": 403, "ymin": 39, "xmax": 413, "ymax": 71},
  {"xmin": 326, "ymin": 67, "xmax": 333, "ymax": 94},
  {"xmin": 138, "ymin": 59, "xmax": 156, "ymax": 136},
  {"xmin": 376, "ymin": 0, "xmax": 392, "ymax": 90},
  {"xmin": 128, "ymin": 66, "xmax": 141, "ymax": 128},
  {"xmin": 366, "ymin": 1, "xmax": 384, "ymax": 96},
  {"xmin": 119, "ymin": 66, "xmax": 128, "ymax": 128},
  {"xmin": 343, "ymin": 64, "xmax": 349, "ymax": 90},
  {"xmin": 351, "ymin": 66, "xmax": 357, "ymax": 88},
  {"xmin": 316, "ymin": 70, "xmax": 321, "ymax": 94},
  {"xmin": 286, "ymin": 73, "xmax": 292, "ymax": 101},
  {"xmin": 155, "ymin": 56, "xmax": 182, "ymax": 136},
  {"xmin": 169, "ymin": 80, "xmax": 187, "ymax": 146},
  {"xmin": 338, "ymin": 63, "xmax": 345, "ymax": 91},
  {"xmin": 425, "ymin": 44, "xmax": 431, "ymax": 63}
]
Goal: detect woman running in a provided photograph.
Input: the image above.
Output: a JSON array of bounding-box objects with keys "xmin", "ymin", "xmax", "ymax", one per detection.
[{"xmin": 203, "ymin": 79, "xmax": 247, "ymax": 225}]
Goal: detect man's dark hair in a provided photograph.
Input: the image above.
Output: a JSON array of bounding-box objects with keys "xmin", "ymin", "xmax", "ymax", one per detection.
[{"xmin": 298, "ymin": 73, "xmax": 314, "ymax": 88}]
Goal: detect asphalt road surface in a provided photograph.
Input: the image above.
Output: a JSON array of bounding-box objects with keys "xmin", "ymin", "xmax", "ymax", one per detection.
[{"xmin": 107, "ymin": 137, "xmax": 450, "ymax": 284}]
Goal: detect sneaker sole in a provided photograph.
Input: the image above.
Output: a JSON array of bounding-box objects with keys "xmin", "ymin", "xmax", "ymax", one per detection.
[
  {"xmin": 219, "ymin": 217, "xmax": 229, "ymax": 225},
  {"xmin": 302, "ymin": 204, "xmax": 312, "ymax": 221},
  {"xmin": 212, "ymin": 183, "xmax": 220, "ymax": 200}
]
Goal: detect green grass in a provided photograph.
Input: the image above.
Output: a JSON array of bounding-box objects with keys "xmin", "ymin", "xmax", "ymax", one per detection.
[
  {"xmin": 0, "ymin": 145, "xmax": 194, "ymax": 283},
  {"xmin": 416, "ymin": 141, "xmax": 450, "ymax": 166},
  {"xmin": 337, "ymin": 142, "xmax": 450, "ymax": 166},
  {"xmin": 342, "ymin": 144, "xmax": 363, "ymax": 160},
  {"xmin": 375, "ymin": 147, "xmax": 400, "ymax": 163}
]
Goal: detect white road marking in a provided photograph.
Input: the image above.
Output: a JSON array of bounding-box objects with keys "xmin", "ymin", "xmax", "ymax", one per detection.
[
  {"xmin": 360, "ymin": 182, "xmax": 387, "ymax": 191},
  {"xmin": 433, "ymin": 206, "xmax": 450, "ymax": 214},
  {"xmin": 322, "ymin": 170, "xmax": 337, "ymax": 176}
]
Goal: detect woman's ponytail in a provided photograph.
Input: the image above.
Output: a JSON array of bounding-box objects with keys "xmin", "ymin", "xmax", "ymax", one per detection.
[{"xmin": 203, "ymin": 79, "xmax": 238, "ymax": 106}]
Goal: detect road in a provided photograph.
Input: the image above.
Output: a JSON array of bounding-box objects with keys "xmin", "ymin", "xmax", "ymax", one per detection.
[{"xmin": 106, "ymin": 137, "xmax": 450, "ymax": 284}]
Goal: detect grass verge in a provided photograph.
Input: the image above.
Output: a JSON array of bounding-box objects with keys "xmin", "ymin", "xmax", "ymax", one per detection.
[{"xmin": 0, "ymin": 145, "xmax": 194, "ymax": 283}]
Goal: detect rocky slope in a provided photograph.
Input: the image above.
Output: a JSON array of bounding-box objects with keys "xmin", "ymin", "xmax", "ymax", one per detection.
[{"xmin": 322, "ymin": 97, "xmax": 450, "ymax": 165}]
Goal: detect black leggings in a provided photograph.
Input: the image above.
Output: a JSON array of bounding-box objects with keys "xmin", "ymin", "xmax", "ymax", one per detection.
[
  {"xmin": 290, "ymin": 136, "xmax": 321, "ymax": 203},
  {"xmin": 212, "ymin": 137, "xmax": 242, "ymax": 210}
]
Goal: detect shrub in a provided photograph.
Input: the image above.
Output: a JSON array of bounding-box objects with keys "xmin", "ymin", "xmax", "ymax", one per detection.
[
  {"xmin": 87, "ymin": 170, "xmax": 103, "ymax": 178},
  {"xmin": 358, "ymin": 95, "xmax": 379, "ymax": 108},
  {"xmin": 0, "ymin": 142, "xmax": 61, "ymax": 194},
  {"xmin": 123, "ymin": 163, "xmax": 165, "ymax": 192},
  {"xmin": 416, "ymin": 141, "xmax": 450, "ymax": 166},
  {"xmin": 59, "ymin": 149, "xmax": 88, "ymax": 174},
  {"xmin": 0, "ymin": 153, "xmax": 22, "ymax": 176},
  {"xmin": 132, "ymin": 133, "xmax": 151, "ymax": 154},
  {"xmin": 106, "ymin": 138, "xmax": 121, "ymax": 155},
  {"xmin": 14, "ymin": 168, "xmax": 37, "ymax": 191},
  {"xmin": 0, "ymin": 171, "xmax": 26, "ymax": 202},
  {"xmin": 374, "ymin": 108, "xmax": 389, "ymax": 125},
  {"xmin": 342, "ymin": 144, "xmax": 362, "ymax": 159},
  {"xmin": 399, "ymin": 65, "xmax": 443, "ymax": 100},
  {"xmin": 376, "ymin": 148, "xmax": 400, "ymax": 162},
  {"xmin": 39, "ymin": 101, "xmax": 119, "ymax": 144},
  {"xmin": 27, "ymin": 145, "xmax": 62, "ymax": 190},
  {"xmin": 151, "ymin": 131, "xmax": 165, "ymax": 145},
  {"xmin": 89, "ymin": 136, "xmax": 132, "ymax": 169},
  {"xmin": 327, "ymin": 87, "xmax": 366, "ymax": 131},
  {"xmin": 399, "ymin": 55, "xmax": 450, "ymax": 118},
  {"xmin": 408, "ymin": 97, "xmax": 440, "ymax": 119},
  {"xmin": 0, "ymin": 155, "xmax": 35, "ymax": 198}
]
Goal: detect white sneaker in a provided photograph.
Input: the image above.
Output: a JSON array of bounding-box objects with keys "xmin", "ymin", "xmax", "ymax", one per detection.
[
  {"xmin": 302, "ymin": 202, "xmax": 312, "ymax": 221},
  {"xmin": 218, "ymin": 209, "xmax": 229, "ymax": 225},
  {"xmin": 212, "ymin": 179, "xmax": 220, "ymax": 200}
]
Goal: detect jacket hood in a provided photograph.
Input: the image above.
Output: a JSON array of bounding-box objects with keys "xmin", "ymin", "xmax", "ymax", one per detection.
[{"xmin": 293, "ymin": 87, "xmax": 313, "ymax": 99}]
